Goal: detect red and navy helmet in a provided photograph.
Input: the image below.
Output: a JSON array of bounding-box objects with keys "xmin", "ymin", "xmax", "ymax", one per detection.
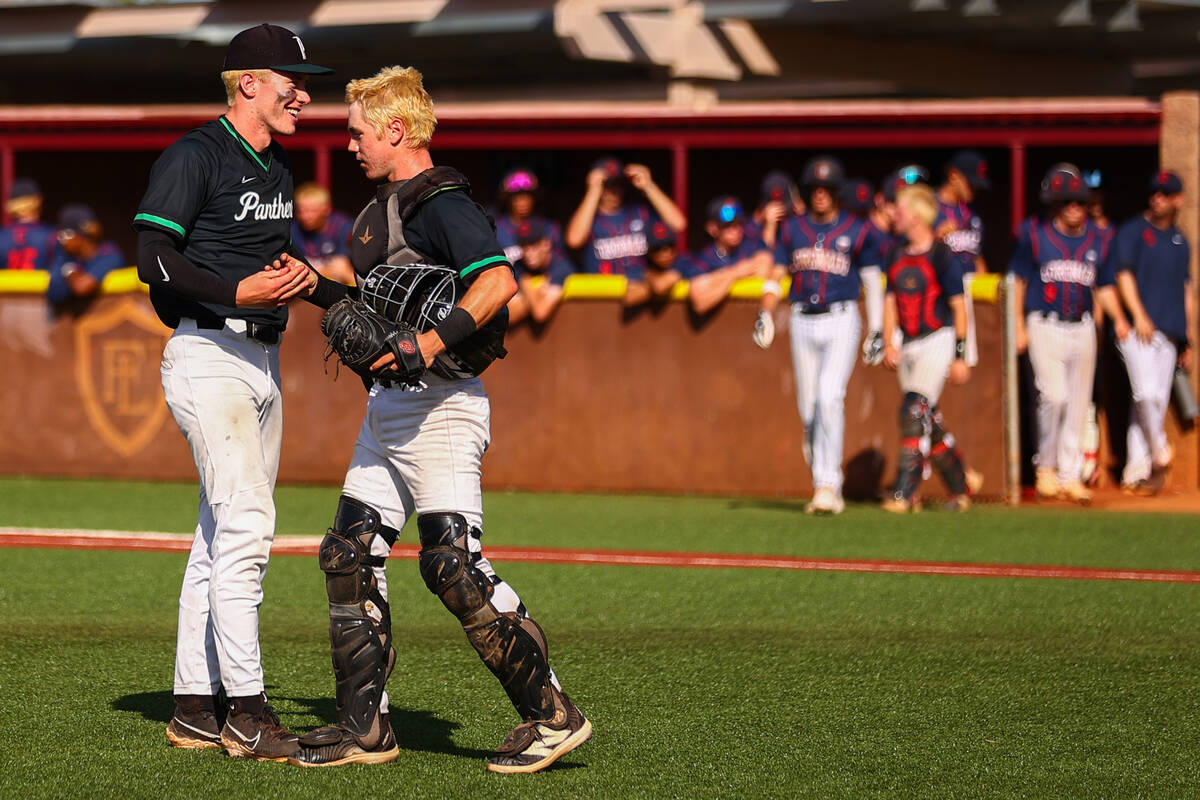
[
  {"xmin": 760, "ymin": 170, "xmax": 799, "ymax": 208},
  {"xmin": 838, "ymin": 179, "xmax": 874, "ymax": 214},
  {"xmin": 800, "ymin": 155, "xmax": 846, "ymax": 193},
  {"xmin": 947, "ymin": 149, "xmax": 991, "ymax": 191},
  {"xmin": 1040, "ymin": 164, "xmax": 1089, "ymax": 205}
]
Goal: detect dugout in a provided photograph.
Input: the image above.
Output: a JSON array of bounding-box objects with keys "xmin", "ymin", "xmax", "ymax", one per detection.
[{"xmin": 0, "ymin": 96, "xmax": 1195, "ymax": 498}]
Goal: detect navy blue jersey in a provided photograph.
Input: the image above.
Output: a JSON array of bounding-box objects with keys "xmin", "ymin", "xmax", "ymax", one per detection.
[
  {"xmin": 582, "ymin": 205, "xmax": 660, "ymax": 279},
  {"xmin": 1110, "ymin": 215, "xmax": 1191, "ymax": 342},
  {"xmin": 133, "ymin": 116, "xmax": 295, "ymax": 329},
  {"xmin": 868, "ymin": 217, "xmax": 898, "ymax": 265},
  {"xmin": 291, "ymin": 210, "xmax": 352, "ymax": 264},
  {"xmin": 936, "ymin": 198, "xmax": 983, "ymax": 272},
  {"xmin": 495, "ymin": 214, "xmax": 575, "ymax": 286},
  {"xmin": 1009, "ymin": 218, "xmax": 1114, "ymax": 320},
  {"xmin": 681, "ymin": 235, "xmax": 766, "ymax": 280},
  {"xmin": 774, "ymin": 211, "xmax": 882, "ymax": 309},
  {"xmin": 0, "ymin": 221, "xmax": 56, "ymax": 271},
  {"xmin": 46, "ymin": 242, "xmax": 125, "ymax": 304},
  {"xmin": 886, "ymin": 241, "xmax": 962, "ymax": 342}
]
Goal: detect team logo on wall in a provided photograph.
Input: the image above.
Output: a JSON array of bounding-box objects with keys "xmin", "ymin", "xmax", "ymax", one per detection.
[{"xmin": 74, "ymin": 297, "xmax": 171, "ymax": 458}]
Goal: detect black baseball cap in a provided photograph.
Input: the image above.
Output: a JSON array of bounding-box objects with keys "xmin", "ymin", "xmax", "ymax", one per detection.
[
  {"xmin": 838, "ymin": 179, "xmax": 874, "ymax": 213},
  {"xmin": 706, "ymin": 196, "xmax": 745, "ymax": 225},
  {"xmin": 947, "ymin": 149, "xmax": 990, "ymax": 190},
  {"xmin": 9, "ymin": 178, "xmax": 41, "ymax": 200},
  {"xmin": 223, "ymin": 23, "xmax": 332, "ymax": 75},
  {"xmin": 592, "ymin": 157, "xmax": 625, "ymax": 186},
  {"xmin": 760, "ymin": 170, "xmax": 798, "ymax": 207},
  {"xmin": 645, "ymin": 220, "xmax": 675, "ymax": 250},
  {"xmin": 58, "ymin": 203, "xmax": 100, "ymax": 235},
  {"xmin": 1149, "ymin": 170, "xmax": 1183, "ymax": 196},
  {"xmin": 515, "ymin": 218, "xmax": 547, "ymax": 246}
]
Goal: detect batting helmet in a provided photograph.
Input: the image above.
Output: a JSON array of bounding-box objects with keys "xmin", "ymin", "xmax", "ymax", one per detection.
[
  {"xmin": 800, "ymin": 155, "xmax": 846, "ymax": 193},
  {"xmin": 1040, "ymin": 164, "xmax": 1089, "ymax": 205},
  {"xmin": 838, "ymin": 179, "xmax": 874, "ymax": 214}
]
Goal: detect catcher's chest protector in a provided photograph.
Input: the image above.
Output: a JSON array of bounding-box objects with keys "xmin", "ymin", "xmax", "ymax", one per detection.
[{"xmin": 353, "ymin": 166, "xmax": 472, "ymax": 274}]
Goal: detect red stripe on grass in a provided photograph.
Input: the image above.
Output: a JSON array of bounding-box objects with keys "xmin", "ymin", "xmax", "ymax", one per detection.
[{"xmin": 1, "ymin": 528, "xmax": 1198, "ymax": 584}]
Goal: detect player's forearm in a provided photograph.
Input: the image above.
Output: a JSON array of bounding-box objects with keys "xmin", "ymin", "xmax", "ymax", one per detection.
[
  {"xmin": 136, "ymin": 229, "xmax": 237, "ymax": 307},
  {"xmin": 860, "ymin": 265, "xmax": 884, "ymax": 332},
  {"xmin": 1012, "ymin": 278, "xmax": 1028, "ymax": 336},
  {"xmin": 565, "ymin": 189, "xmax": 602, "ymax": 248},
  {"xmin": 882, "ymin": 294, "xmax": 897, "ymax": 343},
  {"xmin": 1093, "ymin": 286, "xmax": 1126, "ymax": 326},
  {"xmin": 642, "ymin": 183, "xmax": 686, "ymax": 232},
  {"xmin": 759, "ymin": 266, "xmax": 784, "ymax": 312},
  {"xmin": 1186, "ymin": 288, "xmax": 1197, "ymax": 347},
  {"xmin": 285, "ymin": 243, "xmax": 349, "ymax": 309},
  {"xmin": 1116, "ymin": 271, "xmax": 1150, "ymax": 323},
  {"xmin": 950, "ymin": 296, "xmax": 968, "ymax": 339}
]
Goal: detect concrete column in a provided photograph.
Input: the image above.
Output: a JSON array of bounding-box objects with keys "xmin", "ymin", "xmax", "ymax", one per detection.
[{"xmin": 1159, "ymin": 91, "xmax": 1200, "ymax": 488}]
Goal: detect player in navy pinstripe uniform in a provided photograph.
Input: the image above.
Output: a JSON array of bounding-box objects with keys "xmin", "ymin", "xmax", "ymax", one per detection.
[
  {"xmin": 753, "ymin": 155, "xmax": 884, "ymax": 515},
  {"xmin": 0, "ymin": 179, "xmax": 55, "ymax": 272},
  {"xmin": 1010, "ymin": 166, "xmax": 1127, "ymax": 504},
  {"xmin": 1112, "ymin": 170, "xmax": 1196, "ymax": 494}
]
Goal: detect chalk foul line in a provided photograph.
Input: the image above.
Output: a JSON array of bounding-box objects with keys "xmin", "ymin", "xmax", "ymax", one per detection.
[{"xmin": 2, "ymin": 527, "xmax": 1198, "ymax": 584}]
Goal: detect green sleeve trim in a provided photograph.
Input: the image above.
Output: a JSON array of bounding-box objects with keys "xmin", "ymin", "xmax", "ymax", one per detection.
[
  {"xmin": 460, "ymin": 254, "xmax": 510, "ymax": 278},
  {"xmin": 133, "ymin": 213, "xmax": 185, "ymax": 237}
]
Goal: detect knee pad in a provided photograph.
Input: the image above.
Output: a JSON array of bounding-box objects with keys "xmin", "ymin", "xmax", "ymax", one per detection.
[
  {"xmin": 900, "ymin": 393, "xmax": 930, "ymax": 439},
  {"xmin": 319, "ymin": 495, "xmax": 399, "ymax": 745},
  {"xmin": 417, "ymin": 512, "xmax": 557, "ymax": 722}
]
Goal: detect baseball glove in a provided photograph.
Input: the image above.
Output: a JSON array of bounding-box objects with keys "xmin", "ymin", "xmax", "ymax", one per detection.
[{"xmin": 321, "ymin": 297, "xmax": 425, "ymax": 386}]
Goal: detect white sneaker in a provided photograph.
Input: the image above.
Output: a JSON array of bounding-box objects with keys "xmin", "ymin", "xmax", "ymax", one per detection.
[
  {"xmin": 1058, "ymin": 480, "xmax": 1093, "ymax": 505},
  {"xmin": 807, "ymin": 486, "xmax": 843, "ymax": 515}
]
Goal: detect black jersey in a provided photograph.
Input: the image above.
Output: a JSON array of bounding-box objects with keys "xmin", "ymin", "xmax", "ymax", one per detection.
[{"xmin": 133, "ymin": 116, "xmax": 294, "ymax": 329}]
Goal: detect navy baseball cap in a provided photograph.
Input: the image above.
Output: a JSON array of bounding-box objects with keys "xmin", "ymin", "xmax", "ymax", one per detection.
[
  {"xmin": 1149, "ymin": 170, "xmax": 1183, "ymax": 196},
  {"xmin": 9, "ymin": 178, "xmax": 40, "ymax": 200},
  {"xmin": 881, "ymin": 164, "xmax": 930, "ymax": 202},
  {"xmin": 58, "ymin": 203, "xmax": 100, "ymax": 235},
  {"xmin": 839, "ymin": 179, "xmax": 874, "ymax": 213},
  {"xmin": 645, "ymin": 220, "xmax": 675, "ymax": 250},
  {"xmin": 223, "ymin": 23, "xmax": 332, "ymax": 74},
  {"xmin": 707, "ymin": 196, "xmax": 745, "ymax": 225},
  {"xmin": 591, "ymin": 157, "xmax": 625, "ymax": 187},
  {"xmin": 947, "ymin": 149, "xmax": 991, "ymax": 190},
  {"xmin": 515, "ymin": 218, "xmax": 546, "ymax": 246},
  {"xmin": 760, "ymin": 170, "xmax": 799, "ymax": 206},
  {"xmin": 500, "ymin": 168, "xmax": 538, "ymax": 194}
]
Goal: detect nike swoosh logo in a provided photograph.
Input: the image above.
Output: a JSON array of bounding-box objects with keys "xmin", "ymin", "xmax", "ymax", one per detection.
[
  {"xmin": 358, "ymin": 226, "xmax": 373, "ymax": 245},
  {"xmin": 157, "ymin": 256, "xmax": 170, "ymax": 283},
  {"xmin": 229, "ymin": 724, "xmax": 262, "ymax": 750},
  {"xmin": 174, "ymin": 718, "xmax": 215, "ymax": 738},
  {"xmin": 241, "ymin": 176, "xmax": 254, "ymax": 183}
]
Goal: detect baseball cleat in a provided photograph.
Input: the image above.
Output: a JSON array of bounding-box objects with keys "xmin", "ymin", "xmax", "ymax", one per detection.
[
  {"xmin": 1057, "ymin": 480, "xmax": 1093, "ymax": 505},
  {"xmin": 288, "ymin": 723, "xmax": 399, "ymax": 767},
  {"xmin": 945, "ymin": 495, "xmax": 971, "ymax": 512},
  {"xmin": 965, "ymin": 468, "xmax": 983, "ymax": 497},
  {"xmin": 806, "ymin": 487, "xmax": 843, "ymax": 515},
  {"xmin": 220, "ymin": 696, "xmax": 299, "ymax": 762},
  {"xmin": 166, "ymin": 695, "xmax": 223, "ymax": 750},
  {"xmin": 1127, "ymin": 472, "xmax": 1165, "ymax": 497},
  {"xmin": 1153, "ymin": 443, "xmax": 1175, "ymax": 471},
  {"xmin": 1034, "ymin": 468, "xmax": 1059, "ymax": 500},
  {"xmin": 487, "ymin": 693, "xmax": 592, "ymax": 774},
  {"xmin": 881, "ymin": 495, "xmax": 920, "ymax": 514}
]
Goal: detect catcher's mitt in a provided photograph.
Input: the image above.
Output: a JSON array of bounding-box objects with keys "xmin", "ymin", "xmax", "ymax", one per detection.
[{"xmin": 321, "ymin": 297, "xmax": 425, "ymax": 386}]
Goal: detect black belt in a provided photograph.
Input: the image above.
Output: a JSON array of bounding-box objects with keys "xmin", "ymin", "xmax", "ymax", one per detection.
[
  {"xmin": 1033, "ymin": 311, "xmax": 1086, "ymax": 324},
  {"xmin": 195, "ymin": 318, "xmax": 281, "ymax": 345},
  {"xmin": 798, "ymin": 300, "xmax": 853, "ymax": 316}
]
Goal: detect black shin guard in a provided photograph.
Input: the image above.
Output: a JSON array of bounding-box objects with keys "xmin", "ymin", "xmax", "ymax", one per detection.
[
  {"xmin": 893, "ymin": 393, "xmax": 930, "ymax": 500},
  {"xmin": 319, "ymin": 495, "xmax": 398, "ymax": 748},
  {"xmin": 929, "ymin": 406, "xmax": 968, "ymax": 495},
  {"xmin": 417, "ymin": 512, "xmax": 558, "ymax": 722}
]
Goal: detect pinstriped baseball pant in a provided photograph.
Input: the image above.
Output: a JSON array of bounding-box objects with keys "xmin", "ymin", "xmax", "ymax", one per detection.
[{"xmin": 1117, "ymin": 332, "xmax": 1177, "ymax": 484}]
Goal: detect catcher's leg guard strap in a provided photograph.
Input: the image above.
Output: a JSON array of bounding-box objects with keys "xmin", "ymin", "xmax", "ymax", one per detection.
[
  {"xmin": 417, "ymin": 512, "xmax": 558, "ymax": 722},
  {"xmin": 929, "ymin": 406, "xmax": 968, "ymax": 495},
  {"xmin": 319, "ymin": 495, "xmax": 399, "ymax": 747}
]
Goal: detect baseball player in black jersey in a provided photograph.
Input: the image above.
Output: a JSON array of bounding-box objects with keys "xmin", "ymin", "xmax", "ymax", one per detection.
[
  {"xmin": 133, "ymin": 23, "xmax": 343, "ymax": 762},
  {"xmin": 289, "ymin": 66, "xmax": 591, "ymax": 774}
]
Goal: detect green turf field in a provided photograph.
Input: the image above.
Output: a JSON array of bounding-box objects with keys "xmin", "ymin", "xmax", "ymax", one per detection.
[{"xmin": 1, "ymin": 477, "xmax": 1198, "ymax": 799}]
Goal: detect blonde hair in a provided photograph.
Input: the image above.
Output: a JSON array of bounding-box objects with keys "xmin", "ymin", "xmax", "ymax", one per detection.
[
  {"xmin": 220, "ymin": 69, "xmax": 275, "ymax": 106},
  {"xmin": 896, "ymin": 184, "xmax": 938, "ymax": 227},
  {"xmin": 345, "ymin": 66, "xmax": 436, "ymax": 150},
  {"xmin": 295, "ymin": 181, "xmax": 331, "ymax": 205}
]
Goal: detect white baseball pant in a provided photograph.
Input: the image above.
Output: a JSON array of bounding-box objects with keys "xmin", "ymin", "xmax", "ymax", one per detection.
[
  {"xmin": 340, "ymin": 376, "xmax": 558, "ymax": 715},
  {"xmin": 162, "ymin": 319, "xmax": 282, "ymax": 697},
  {"xmin": 900, "ymin": 327, "xmax": 955, "ymax": 404},
  {"xmin": 788, "ymin": 302, "xmax": 860, "ymax": 494},
  {"xmin": 1117, "ymin": 332, "xmax": 1177, "ymax": 484},
  {"xmin": 1026, "ymin": 313, "xmax": 1096, "ymax": 483}
]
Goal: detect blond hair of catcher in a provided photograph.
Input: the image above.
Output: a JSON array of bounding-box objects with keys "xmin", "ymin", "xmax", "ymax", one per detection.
[
  {"xmin": 345, "ymin": 66, "xmax": 436, "ymax": 150},
  {"xmin": 896, "ymin": 184, "xmax": 939, "ymax": 228}
]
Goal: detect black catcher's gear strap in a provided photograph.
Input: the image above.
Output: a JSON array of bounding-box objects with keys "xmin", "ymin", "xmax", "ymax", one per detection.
[{"xmin": 321, "ymin": 297, "xmax": 425, "ymax": 386}]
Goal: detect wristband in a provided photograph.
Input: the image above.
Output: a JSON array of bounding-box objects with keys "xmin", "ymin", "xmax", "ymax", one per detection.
[
  {"xmin": 761, "ymin": 279, "xmax": 781, "ymax": 297},
  {"xmin": 955, "ymin": 338, "xmax": 967, "ymax": 359},
  {"xmin": 433, "ymin": 306, "xmax": 477, "ymax": 348}
]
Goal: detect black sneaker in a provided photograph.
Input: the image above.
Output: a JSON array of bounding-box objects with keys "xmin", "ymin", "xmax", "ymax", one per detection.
[
  {"xmin": 166, "ymin": 695, "xmax": 222, "ymax": 750},
  {"xmin": 220, "ymin": 697, "xmax": 299, "ymax": 762},
  {"xmin": 287, "ymin": 720, "xmax": 399, "ymax": 768},
  {"xmin": 486, "ymin": 693, "xmax": 592, "ymax": 774}
]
